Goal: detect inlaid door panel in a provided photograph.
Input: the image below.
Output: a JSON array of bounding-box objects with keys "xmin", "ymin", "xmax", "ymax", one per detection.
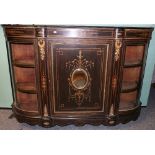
[{"xmin": 48, "ymin": 39, "xmax": 113, "ymax": 115}]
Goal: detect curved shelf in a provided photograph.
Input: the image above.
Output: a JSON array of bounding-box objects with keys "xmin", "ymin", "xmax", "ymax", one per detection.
[
  {"xmin": 124, "ymin": 60, "xmax": 142, "ymax": 68},
  {"xmin": 16, "ymin": 102, "xmax": 38, "ymax": 112},
  {"xmin": 13, "ymin": 59, "xmax": 35, "ymax": 68},
  {"xmin": 121, "ymin": 81, "xmax": 138, "ymax": 93},
  {"xmin": 119, "ymin": 101, "xmax": 137, "ymax": 111},
  {"xmin": 16, "ymin": 82, "xmax": 36, "ymax": 94}
]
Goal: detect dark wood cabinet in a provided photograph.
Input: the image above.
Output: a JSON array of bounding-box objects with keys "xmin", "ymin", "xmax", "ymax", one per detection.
[{"xmin": 3, "ymin": 25, "xmax": 153, "ymax": 127}]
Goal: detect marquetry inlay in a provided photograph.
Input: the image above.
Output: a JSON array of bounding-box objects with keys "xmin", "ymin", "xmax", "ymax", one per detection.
[
  {"xmin": 115, "ymin": 39, "xmax": 122, "ymax": 61},
  {"xmin": 38, "ymin": 39, "xmax": 45, "ymax": 61}
]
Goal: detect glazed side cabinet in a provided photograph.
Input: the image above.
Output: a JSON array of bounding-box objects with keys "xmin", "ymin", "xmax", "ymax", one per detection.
[{"xmin": 3, "ymin": 25, "xmax": 153, "ymax": 127}]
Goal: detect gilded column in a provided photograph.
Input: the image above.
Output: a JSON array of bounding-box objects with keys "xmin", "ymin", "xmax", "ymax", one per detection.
[
  {"xmin": 36, "ymin": 28, "xmax": 49, "ymax": 119},
  {"xmin": 109, "ymin": 28, "xmax": 123, "ymax": 121}
]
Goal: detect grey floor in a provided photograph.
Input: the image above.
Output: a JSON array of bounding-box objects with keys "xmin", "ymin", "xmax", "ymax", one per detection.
[{"xmin": 0, "ymin": 87, "xmax": 155, "ymax": 130}]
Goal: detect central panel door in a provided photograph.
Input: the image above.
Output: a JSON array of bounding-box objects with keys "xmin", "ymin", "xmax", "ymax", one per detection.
[{"xmin": 48, "ymin": 39, "xmax": 113, "ymax": 115}]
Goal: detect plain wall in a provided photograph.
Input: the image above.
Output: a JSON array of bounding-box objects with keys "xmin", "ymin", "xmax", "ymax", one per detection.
[
  {"xmin": 0, "ymin": 25, "xmax": 13, "ymax": 107},
  {"xmin": 140, "ymin": 27, "xmax": 155, "ymax": 106}
]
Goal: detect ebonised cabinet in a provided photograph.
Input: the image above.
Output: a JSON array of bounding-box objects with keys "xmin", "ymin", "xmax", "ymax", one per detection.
[{"xmin": 3, "ymin": 25, "xmax": 153, "ymax": 127}]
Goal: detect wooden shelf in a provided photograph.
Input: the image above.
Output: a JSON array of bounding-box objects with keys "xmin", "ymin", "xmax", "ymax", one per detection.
[
  {"xmin": 13, "ymin": 59, "xmax": 35, "ymax": 68},
  {"xmin": 17, "ymin": 102, "xmax": 38, "ymax": 112},
  {"xmin": 121, "ymin": 81, "xmax": 138, "ymax": 93},
  {"xmin": 119, "ymin": 101, "xmax": 137, "ymax": 111},
  {"xmin": 16, "ymin": 82, "xmax": 36, "ymax": 94},
  {"xmin": 124, "ymin": 60, "xmax": 142, "ymax": 68}
]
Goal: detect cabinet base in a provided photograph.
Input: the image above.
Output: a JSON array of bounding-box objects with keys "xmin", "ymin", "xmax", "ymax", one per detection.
[{"xmin": 12, "ymin": 105, "xmax": 141, "ymax": 128}]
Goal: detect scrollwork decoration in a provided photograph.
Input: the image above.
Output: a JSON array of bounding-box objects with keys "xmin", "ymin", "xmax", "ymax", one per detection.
[
  {"xmin": 66, "ymin": 50, "xmax": 94, "ymax": 70},
  {"xmin": 38, "ymin": 39, "xmax": 45, "ymax": 61},
  {"xmin": 66, "ymin": 50, "xmax": 94, "ymax": 106},
  {"xmin": 115, "ymin": 39, "xmax": 122, "ymax": 61},
  {"xmin": 112, "ymin": 76, "xmax": 117, "ymax": 89}
]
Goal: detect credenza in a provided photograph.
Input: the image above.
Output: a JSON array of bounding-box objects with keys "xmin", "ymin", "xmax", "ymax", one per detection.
[{"xmin": 3, "ymin": 25, "xmax": 153, "ymax": 127}]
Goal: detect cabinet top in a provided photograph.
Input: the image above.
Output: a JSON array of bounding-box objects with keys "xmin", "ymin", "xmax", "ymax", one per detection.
[
  {"xmin": 3, "ymin": 25, "xmax": 154, "ymax": 39},
  {"xmin": 3, "ymin": 24, "xmax": 154, "ymax": 29}
]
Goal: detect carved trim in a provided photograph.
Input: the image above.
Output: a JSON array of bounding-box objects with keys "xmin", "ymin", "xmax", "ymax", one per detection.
[
  {"xmin": 43, "ymin": 104, "xmax": 48, "ymax": 117},
  {"xmin": 36, "ymin": 28, "xmax": 45, "ymax": 37},
  {"xmin": 41, "ymin": 74, "xmax": 46, "ymax": 91},
  {"xmin": 109, "ymin": 104, "xmax": 114, "ymax": 116},
  {"xmin": 115, "ymin": 39, "xmax": 122, "ymax": 61},
  {"xmin": 38, "ymin": 39, "xmax": 45, "ymax": 60},
  {"xmin": 112, "ymin": 76, "xmax": 117, "ymax": 89}
]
